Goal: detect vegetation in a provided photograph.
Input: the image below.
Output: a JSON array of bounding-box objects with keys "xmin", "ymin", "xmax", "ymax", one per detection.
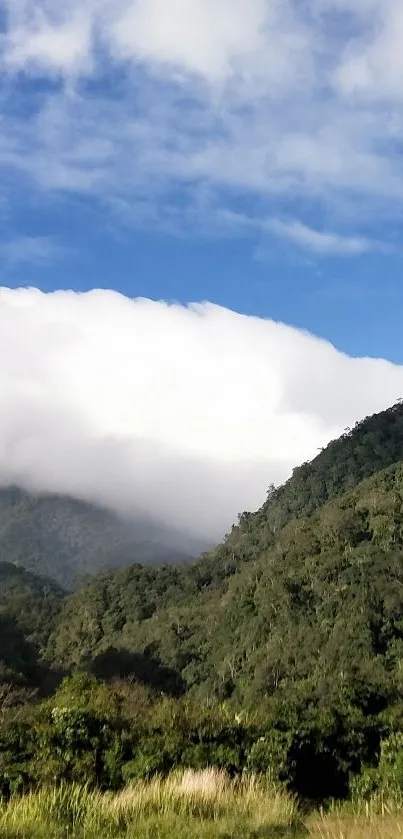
[
  {"xmin": 4, "ymin": 401, "xmax": 403, "ymax": 832},
  {"xmin": 49, "ymin": 459, "xmax": 403, "ymax": 714},
  {"xmin": 0, "ymin": 770, "xmax": 300, "ymax": 838},
  {"xmin": 0, "ymin": 488, "xmax": 206, "ymax": 588},
  {"xmin": 2, "ymin": 775, "xmax": 403, "ymax": 838}
]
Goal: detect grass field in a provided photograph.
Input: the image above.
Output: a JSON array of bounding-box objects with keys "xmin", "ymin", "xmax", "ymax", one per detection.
[{"xmin": 0, "ymin": 769, "xmax": 402, "ymax": 838}]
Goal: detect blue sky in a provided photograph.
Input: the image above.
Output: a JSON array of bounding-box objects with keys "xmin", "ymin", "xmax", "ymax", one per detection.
[
  {"xmin": 1, "ymin": 0, "xmax": 403, "ymax": 362},
  {"xmin": 3, "ymin": 1, "xmax": 403, "ymax": 533}
]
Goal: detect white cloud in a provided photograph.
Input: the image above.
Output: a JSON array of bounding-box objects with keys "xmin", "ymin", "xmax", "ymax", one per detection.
[
  {"xmin": 266, "ymin": 219, "xmax": 375, "ymax": 255},
  {"xmin": 2, "ymin": 0, "xmax": 309, "ymax": 89},
  {"xmin": 2, "ymin": 0, "xmax": 94, "ymax": 75},
  {"xmin": 334, "ymin": 0, "xmax": 403, "ymax": 101},
  {"xmin": 109, "ymin": 0, "xmax": 268, "ymax": 82},
  {"xmin": 4, "ymin": 14, "xmax": 93, "ymax": 76},
  {"xmin": 0, "ymin": 288, "xmax": 402, "ymax": 540}
]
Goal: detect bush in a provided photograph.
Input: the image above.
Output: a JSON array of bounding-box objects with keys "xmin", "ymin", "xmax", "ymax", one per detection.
[{"xmin": 351, "ymin": 732, "xmax": 403, "ymax": 806}]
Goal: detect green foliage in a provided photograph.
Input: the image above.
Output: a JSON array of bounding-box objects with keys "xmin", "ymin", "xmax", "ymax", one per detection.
[
  {"xmin": 351, "ymin": 731, "xmax": 403, "ymax": 805},
  {"xmin": 246, "ymin": 729, "xmax": 291, "ymax": 780},
  {"xmin": 0, "ymin": 721, "xmax": 32, "ymax": 797},
  {"xmin": 47, "ymin": 458, "xmax": 403, "ymax": 721},
  {"xmin": 0, "ymin": 488, "xmax": 206, "ymax": 589},
  {"xmin": 0, "ymin": 563, "xmax": 63, "ymax": 694}
]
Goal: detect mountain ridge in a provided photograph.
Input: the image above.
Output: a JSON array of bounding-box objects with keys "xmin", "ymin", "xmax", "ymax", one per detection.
[
  {"xmin": 43, "ymin": 400, "xmax": 403, "ymax": 705},
  {"xmin": 47, "ymin": 457, "xmax": 403, "ymax": 696},
  {"xmin": 0, "ymin": 486, "xmax": 209, "ymax": 588}
]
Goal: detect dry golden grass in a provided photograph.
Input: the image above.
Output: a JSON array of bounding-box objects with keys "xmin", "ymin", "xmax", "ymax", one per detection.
[
  {"xmin": 3, "ymin": 770, "xmax": 403, "ymax": 839},
  {"xmin": 96, "ymin": 767, "xmax": 298, "ymax": 827},
  {"xmin": 0, "ymin": 769, "xmax": 300, "ymax": 838},
  {"xmin": 308, "ymin": 802, "xmax": 403, "ymax": 839}
]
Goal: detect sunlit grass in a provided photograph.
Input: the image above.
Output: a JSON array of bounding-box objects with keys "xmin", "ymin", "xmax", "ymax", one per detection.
[
  {"xmin": 0, "ymin": 769, "xmax": 301, "ymax": 838},
  {"xmin": 307, "ymin": 798, "xmax": 403, "ymax": 839},
  {"xmin": 3, "ymin": 771, "xmax": 403, "ymax": 839},
  {"xmin": 308, "ymin": 812, "xmax": 403, "ymax": 839}
]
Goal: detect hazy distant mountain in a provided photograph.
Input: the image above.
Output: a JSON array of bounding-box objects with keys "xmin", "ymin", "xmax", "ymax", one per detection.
[{"xmin": 0, "ymin": 487, "xmax": 209, "ymax": 588}]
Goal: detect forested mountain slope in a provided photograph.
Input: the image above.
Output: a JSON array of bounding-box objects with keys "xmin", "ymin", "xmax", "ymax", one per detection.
[
  {"xmin": 2, "ymin": 401, "xmax": 403, "ymax": 591},
  {"xmin": 49, "ymin": 412, "xmax": 403, "ymax": 710},
  {"xmin": 192, "ymin": 399, "xmax": 403, "ymax": 590},
  {"xmin": 0, "ymin": 488, "xmax": 207, "ymax": 588},
  {"xmin": 6, "ymin": 399, "xmax": 403, "ymax": 702}
]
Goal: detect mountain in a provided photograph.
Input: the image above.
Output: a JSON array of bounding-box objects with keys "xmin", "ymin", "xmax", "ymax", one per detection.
[
  {"xmin": 45, "ymin": 401, "xmax": 403, "ymax": 701},
  {"xmin": 5, "ymin": 400, "xmax": 403, "ymax": 801},
  {"xmin": 0, "ymin": 487, "xmax": 208, "ymax": 589}
]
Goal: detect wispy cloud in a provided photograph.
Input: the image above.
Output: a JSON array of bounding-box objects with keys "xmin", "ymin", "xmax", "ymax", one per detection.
[
  {"xmin": 266, "ymin": 219, "xmax": 376, "ymax": 256},
  {"xmin": 0, "ymin": 236, "xmax": 64, "ymax": 268},
  {"xmin": 0, "ymin": 1, "xmax": 402, "ymax": 247}
]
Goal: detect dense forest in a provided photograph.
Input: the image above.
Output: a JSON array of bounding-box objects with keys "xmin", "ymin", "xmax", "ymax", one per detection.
[
  {"xmin": 0, "ymin": 488, "xmax": 207, "ymax": 588},
  {"xmin": 4, "ymin": 401, "xmax": 403, "ymax": 804}
]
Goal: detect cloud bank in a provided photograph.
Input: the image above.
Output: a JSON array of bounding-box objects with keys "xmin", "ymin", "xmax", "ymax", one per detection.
[
  {"xmin": 1, "ymin": 1, "xmax": 403, "ymax": 249},
  {"xmin": 0, "ymin": 288, "xmax": 402, "ymax": 540}
]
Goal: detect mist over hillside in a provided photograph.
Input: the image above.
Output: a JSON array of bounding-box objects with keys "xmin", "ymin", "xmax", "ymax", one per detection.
[{"xmin": 0, "ymin": 486, "xmax": 209, "ymax": 588}]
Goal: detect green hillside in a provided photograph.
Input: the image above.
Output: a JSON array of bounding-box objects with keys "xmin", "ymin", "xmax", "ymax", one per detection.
[
  {"xmin": 192, "ymin": 398, "xmax": 403, "ymax": 589},
  {"xmin": 5, "ymin": 400, "xmax": 403, "ymax": 802},
  {"xmin": 0, "ymin": 488, "xmax": 207, "ymax": 588},
  {"xmin": 48, "ymin": 457, "xmax": 403, "ymax": 705},
  {"xmin": 14, "ymin": 399, "xmax": 403, "ymax": 704}
]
